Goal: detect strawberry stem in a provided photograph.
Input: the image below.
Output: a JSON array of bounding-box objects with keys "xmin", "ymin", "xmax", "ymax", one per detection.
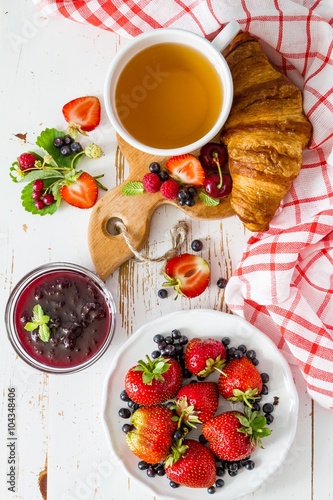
[{"xmin": 94, "ymin": 176, "xmax": 108, "ymax": 191}]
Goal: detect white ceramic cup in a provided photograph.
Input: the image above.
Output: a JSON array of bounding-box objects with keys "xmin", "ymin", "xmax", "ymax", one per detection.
[{"xmin": 104, "ymin": 21, "xmax": 240, "ymax": 156}]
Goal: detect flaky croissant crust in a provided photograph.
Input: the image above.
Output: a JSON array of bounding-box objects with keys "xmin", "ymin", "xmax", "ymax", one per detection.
[{"xmin": 221, "ymin": 31, "xmax": 312, "ymax": 232}]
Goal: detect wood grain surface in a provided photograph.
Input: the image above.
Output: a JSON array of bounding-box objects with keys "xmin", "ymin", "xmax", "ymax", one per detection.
[{"xmin": 88, "ymin": 134, "xmax": 234, "ymax": 280}]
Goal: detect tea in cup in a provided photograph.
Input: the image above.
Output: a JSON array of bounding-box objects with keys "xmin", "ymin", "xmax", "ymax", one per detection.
[{"xmin": 104, "ymin": 22, "xmax": 240, "ymax": 156}]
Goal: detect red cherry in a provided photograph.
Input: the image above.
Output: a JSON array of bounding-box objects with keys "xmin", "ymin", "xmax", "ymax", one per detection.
[
  {"xmin": 204, "ymin": 173, "xmax": 232, "ymax": 199},
  {"xmin": 33, "ymin": 179, "xmax": 44, "ymax": 191},
  {"xmin": 199, "ymin": 142, "xmax": 227, "ymax": 169}
]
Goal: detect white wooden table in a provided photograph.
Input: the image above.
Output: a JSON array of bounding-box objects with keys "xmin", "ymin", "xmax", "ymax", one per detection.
[{"xmin": 0, "ymin": 1, "xmax": 332, "ymax": 499}]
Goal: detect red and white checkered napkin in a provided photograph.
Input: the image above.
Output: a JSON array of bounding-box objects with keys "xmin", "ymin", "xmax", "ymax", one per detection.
[{"xmin": 32, "ymin": 0, "xmax": 333, "ymax": 409}]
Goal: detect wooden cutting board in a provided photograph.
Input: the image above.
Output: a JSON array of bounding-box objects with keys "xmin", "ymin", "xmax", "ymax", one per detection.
[{"xmin": 88, "ymin": 134, "xmax": 234, "ymax": 280}]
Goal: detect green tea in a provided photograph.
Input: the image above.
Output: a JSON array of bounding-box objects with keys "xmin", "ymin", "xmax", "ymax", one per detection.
[{"xmin": 115, "ymin": 43, "xmax": 223, "ymax": 149}]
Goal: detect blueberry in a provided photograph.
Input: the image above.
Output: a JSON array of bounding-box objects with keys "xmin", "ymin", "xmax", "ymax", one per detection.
[
  {"xmin": 244, "ymin": 460, "xmax": 255, "ymax": 470},
  {"xmin": 199, "ymin": 434, "xmax": 208, "ymax": 444},
  {"xmin": 169, "ymin": 480, "xmax": 180, "ymax": 488},
  {"xmin": 149, "ymin": 162, "xmax": 161, "ymax": 174},
  {"xmin": 216, "ymin": 466, "xmax": 225, "ymax": 477},
  {"xmin": 191, "ymin": 239, "xmax": 203, "ymax": 252},
  {"xmin": 178, "ymin": 189, "xmax": 190, "ymax": 202},
  {"xmin": 158, "ymin": 171, "xmax": 169, "ymax": 182},
  {"xmin": 216, "ymin": 478, "xmax": 225, "ymax": 487},
  {"xmin": 262, "ymin": 403, "xmax": 274, "ymax": 413},
  {"xmin": 188, "ymin": 186, "xmax": 198, "ymax": 197},
  {"xmin": 222, "ymin": 336, "xmax": 230, "ymax": 346},
  {"xmin": 207, "ymin": 486, "xmax": 216, "ymax": 494},
  {"xmin": 261, "ymin": 372, "xmax": 270, "ymax": 383},
  {"xmin": 171, "ymin": 329, "xmax": 181, "ymax": 339},
  {"xmin": 60, "ymin": 145, "xmax": 71, "ymax": 156},
  {"xmin": 151, "ymin": 350, "xmax": 161, "ymax": 359},
  {"xmin": 185, "ymin": 197, "xmax": 195, "ymax": 207},
  {"xmin": 146, "ymin": 466, "xmax": 156, "ymax": 478},
  {"xmin": 246, "ymin": 349, "xmax": 256, "ymax": 360},
  {"xmin": 217, "ymin": 277, "xmax": 228, "ymax": 289},
  {"xmin": 156, "ymin": 465, "xmax": 165, "ymax": 476},
  {"xmin": 118, "ymin": 408, "xmax": 131, "ymax": 419},
  {"xmin": 120, "ymin": 389, "xmax": 130, "ymax": 401},
  {"xmin": 158, "ymin": 288, "xmax": 168, "ymax": 299},
  {"xmin": 138, "ymin": 461, "xmax": 149, "ymax": 470},
  {"xmin": 261, "ymin": 384, "xmax": 269, "ymax": 395},
  {"xmin": 53, "ymin": 136, "xmax": 64, "ymax": 148},
  {"xmin": 153, "ymin": 334, "xmax": 164, "ymax": 344},
  {"xmin": 63, "ymin": 134, "xmax": 73, "ymax": 145},
  {"xmin": 122, "ymin": 423, "xmax": 134, "ymax": 433},
  {"xmin": 70, "ymin": 141, "xmax": 83, "ymax": 153},
  {"xmin": 265, "ymin": 413, "xmax": 274, "ymax": 424}
]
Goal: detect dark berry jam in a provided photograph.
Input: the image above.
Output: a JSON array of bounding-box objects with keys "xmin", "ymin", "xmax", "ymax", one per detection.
[{"xmin": 14, "ymin": 270, "xmax": 112, "ymax": 369}]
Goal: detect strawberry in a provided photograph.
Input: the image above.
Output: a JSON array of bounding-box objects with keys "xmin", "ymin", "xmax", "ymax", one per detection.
[
  {"xmin": 62, "ymin": 96, "xmax": 101, "ymax": 133},
  {"xmin": 174, "ymin": 381, "xmax": 219, "ymax": 426},
  {"xmin": 185, "ymin": 337, "xmax": 226, "ymax": 377},
  {"xmin": 218, "ymin": 357, "xmax": 263, "ymax": 407},
  {"xmin": 125, "ymin": 406, "xmax": 177, "ymax": 464},
  {"xmin": 202, "ymin": 408, "xmax": 271, "ymax": 462},
  {"xmin": 166, "ymin": 154, "xmax": 205, "ymax": 186},
  {"xmin": 124, "ymin": 355, "xmax": 182, "ymax": 406},
  {"xmin": 60, "ymin": 171, "xmax": 98, "ymax": 209},
  {"xmin": 165, "ymin": 439, "xmax": 216, "ymax": 488},
  {"xmin": 163, "ymin": 253, "xmax": 210, "ymax": 298}
]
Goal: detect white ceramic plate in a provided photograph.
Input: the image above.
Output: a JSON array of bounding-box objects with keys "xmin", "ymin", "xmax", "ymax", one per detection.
[{"xmin": 101, "ymin": 309, "xmax": 298, "ymax": 500}]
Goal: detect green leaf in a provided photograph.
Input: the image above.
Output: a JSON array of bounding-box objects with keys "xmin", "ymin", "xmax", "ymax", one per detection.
[
  {"xmin": 20, "ymin": 169, "xmax": 64, "ymax": 183},
  {"xmin": 39, "ymin": 324, "xmax": 50, "ymax": 342},
  {"xmin": 199, "ymin": 191, "xmax": 220, "ymax": 207},
  {"xmin": 122, "ymin": 181, "xmax": 144, "ymax": 196},
  {"xmin": 21, "ymin": 182, "xmax": 59, "ymax": 216},
  {"xmin": 36, "ymin": 128, "xmax": 83, "ymax": 169},
  {"xmin": 24, "ymin": 305, "xmax": 51, "ymax": 342}
]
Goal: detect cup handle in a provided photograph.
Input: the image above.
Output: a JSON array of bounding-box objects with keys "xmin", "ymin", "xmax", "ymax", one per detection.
[{"xmin": 211, "ymin": 21, "xmax": 240, "ymax": 53}]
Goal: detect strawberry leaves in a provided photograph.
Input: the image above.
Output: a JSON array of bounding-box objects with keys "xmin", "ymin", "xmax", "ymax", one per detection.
[{"xmin": 10, "ymin": 127, "xmax": 105, "ymax": 215}]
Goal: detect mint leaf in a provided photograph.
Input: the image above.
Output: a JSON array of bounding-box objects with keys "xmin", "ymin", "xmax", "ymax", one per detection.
[
  {"xmin": 24, "ymin": 304, "xmax": 51, "ymax": 342},
  {"xmin": 122, "ymin": 181, "xmax": 144, "ymax": 196},
  {"xmin": 36, "ymin": 128, "xmax": 82, "ymax": 169},
  {"xmin": 38, "ymin": 324, "xmax": 50, "ymax": 342},
  {"xmin": 21, "ymin": 182, "xmax": 59, "ymax": 216},
  {"xmin": 199, "ymin": 191, "xmax": 220, "ymax": 207}
]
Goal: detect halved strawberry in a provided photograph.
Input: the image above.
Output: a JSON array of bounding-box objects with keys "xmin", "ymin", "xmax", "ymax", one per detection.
[
  {"xmin": 166, "ymin": 154, "xmax": 205, "ymax": 186},
  {"xmin": 163, "ymin": 253, "xmax": 210, "ymax": 298},
  {"xmin": 62, "ymin": 96, "xmax": 101, "ymax": 133},
  {"xmin": 60, "ymin": 171, "xmax": 98, "ymax": 209}
]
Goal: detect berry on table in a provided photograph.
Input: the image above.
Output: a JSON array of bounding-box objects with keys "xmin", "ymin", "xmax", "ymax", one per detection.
[
  {"xmin": 142, "ymin": 172, "xmax": 162, "ymax": 193},
  {"xmin": 149, "ymin": 162, "xmax": 161, "ymax": 174},
  {"xmin": 217, "ymin": 277, "xmax": 228, "ymax": 289},
  {"xmin": 160, "ymin": 179, "xmax": 180, "ymax": 200},
  {"xmin": 191, "ymin": 239, "xmax": 203, "ymax": 252},
  {"xmin": 157, "ymin": 289, "xmax": 168, "ymax": 299}
]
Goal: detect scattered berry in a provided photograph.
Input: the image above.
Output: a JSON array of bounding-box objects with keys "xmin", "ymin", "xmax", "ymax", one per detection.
[
  {"xmin": 142, "ymin": 172, "xmax": 162, "ymax": 193},
  {"xmin": 18, "ymin": 153, "xmax": 37, "ymax": 172},
  {"xmin": 191, "ymin": 239, "xmax": 203, "ymax": 252},
  {"xmin": 149, "ymin": 162, "xmax": 161, "ymax": 174},
  {"xmin": 157, "ymin": 289, "xmax": 168, "ymax": 299},
  {"xmin": 160, "ymin": 179, "xmax": 180, "ymax": 200},
  {"xmin": 158, "ymin": 170, "xmax": 169, "ymax": 182},
  {"xmin": 217, "ymin": 277, "xmax": 228, "ymax": 289}
]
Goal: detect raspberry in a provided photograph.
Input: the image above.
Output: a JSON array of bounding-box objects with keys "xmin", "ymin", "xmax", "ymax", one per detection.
[
  {"xmin": 17, "ymin": 153, "xmax": 37, "ymax": 172},
  {"xmin": 160, "ymin": 179, "xmax": 180, "ymax": 200},
  {"xmin": 142, "ymin": 172, "xmax": 162, "ymax": 193}
]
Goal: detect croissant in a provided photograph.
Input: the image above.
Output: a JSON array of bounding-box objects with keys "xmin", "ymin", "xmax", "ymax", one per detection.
[{"xmin": 220, "ymin": 31, "xmax": 312, "ymax": 232}]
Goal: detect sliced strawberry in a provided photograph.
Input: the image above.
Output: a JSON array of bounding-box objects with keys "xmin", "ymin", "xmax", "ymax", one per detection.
[
  {"xmin": 166, "ymin": 154, "xmax": 205, "ymax": 186},
  {"xmin": 60, "ymin": 171, "xmax": 98, "ymax": 209},
  {"xmin": 62, "ymin": 96, "xmax": 101, "ymax": 133},
  {"xmin": 163, "ymin": 253, "xmax": 210, "ymax": 298}
]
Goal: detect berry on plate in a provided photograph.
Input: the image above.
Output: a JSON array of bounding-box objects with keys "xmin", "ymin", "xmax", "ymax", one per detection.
[
  {"xmin": 202, "ymin": 408, "xmax": 271, "ymax": 462},
  {"xmin": 124, "ymin": 355, "xmax": 182, "ymax": 405},
  {"xmin": 165, "ymin": 439, "xmax": 216, "ymax": 488},
  {"xmin": 125, "ymin": 405, "xmax": 177, "ymax": 464},
  {"xmin": 163, "ymin": 253, "xmax": 210, "ymax": 298},
  {"xmin": 185, "ymin": 337, "xmax": 226, "ymax": 377},
  {"xmin": 174, "ymin": 381, "xmax": 219, "ymax": 426},
  {"xmin": 60, "ymin": 171, "xmax": 98, "ymax": 209},
  {"xmin": 62, "ymin": 96, "xmax": 101, "ymax": 134},
  {"xmin": 218, "ymin": 357, "xmax": 263, "ymax": 407},
  {"xmin": 166, "ymin": 154, "xmax": 205, "ymax": 186}
]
